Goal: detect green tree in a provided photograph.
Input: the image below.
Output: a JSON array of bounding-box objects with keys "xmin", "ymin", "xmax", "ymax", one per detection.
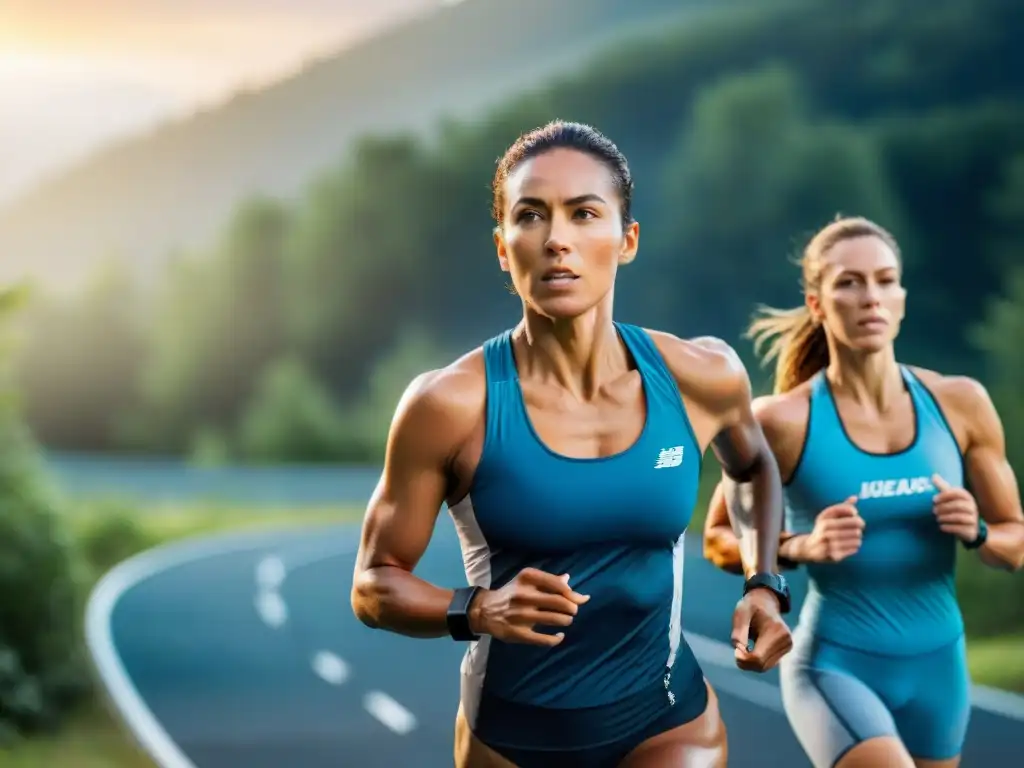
[
  {"xmin": 956, "ymin": 265, "xmax": 1024, "ymax": 637},
  {"xmin": 11, "ymin": 260, "xmax": 146, "ymax": 450},
  {"xmin": 654, "ymin": 64, "xmax": 903, "ymax": 356},
  {"xmin": 235, "ymin": 355, "xmax": 350, "ymax": 463},
  {"xmin": 347, "ymin": 327, "xmax": 453, "ymax": 462},
  {"xmin": 129, "ymin": 196, "xmax": 292, "ymax": 450},
  {"xmin": 986, "ymin": 153, "xmax": 1024, "ymax": 276},
  {"xmin": 283, "ymin": 135, "xmax": 443, "ymax": 396},
  {"xmin": 971, "ymin": 268, "xmax": 1024, "ymax": 472},
  {"xmin": 0, "ymin": 285, "xmax": 90, "ymax": 740}
]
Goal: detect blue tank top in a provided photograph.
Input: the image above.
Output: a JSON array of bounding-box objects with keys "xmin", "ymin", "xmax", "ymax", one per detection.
[
  {"xmin": 785, "ymin": 367, "xmax": 965, "ymax": 655},
  {"xmin": 448, "ymin": 323, "xmax": 702, "ymax": 728}
]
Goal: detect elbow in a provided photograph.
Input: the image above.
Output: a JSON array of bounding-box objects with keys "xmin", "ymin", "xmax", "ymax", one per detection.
[
  {"xmin": 702, "ymin": 540, "xmax": 723, "ymax": 568},
  {"xmin": 1013, "ymin": 524, "xmax": 1024, "ymax": 571},
  {"xmin": 703, "ymin": 531, "xmax": 744, "ymax": 574},
  {"xmin": 1009, "ymin": 547, "xmax": 1024, "ymax": 573},
  {"xmin": 350, "ymin": 569, "xmax": 381, "ymax": 629},
  {"xmin": 1000, "ymin": 522, "xmax": 1024, "ymax": 572}
]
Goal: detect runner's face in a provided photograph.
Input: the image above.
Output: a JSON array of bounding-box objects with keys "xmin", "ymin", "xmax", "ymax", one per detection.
[
  {"xmin": 496, "ymin": 148, "xmax": 638, "ymax": 319},
  {"xmin": 813, "ymin": 235, "xmax": 906, "ymax": 352}
]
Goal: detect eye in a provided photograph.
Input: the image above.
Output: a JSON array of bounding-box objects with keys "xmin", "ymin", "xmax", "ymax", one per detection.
[
  {"xmin": 516, "ymin": 210, "xmax": 541, "ymax": 223},
  {"xmin": 573, "ymin": 208, "xmax": 597, "ymax": 220}
]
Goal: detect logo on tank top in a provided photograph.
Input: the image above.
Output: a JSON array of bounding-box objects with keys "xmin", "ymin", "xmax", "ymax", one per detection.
[
  {"xmin": 858, "ymin": 476, "xmax": 934, "ymax": 500},
  {"xmin": 654, "ymin": 446, "xmax": 684, "ymax": 469}
]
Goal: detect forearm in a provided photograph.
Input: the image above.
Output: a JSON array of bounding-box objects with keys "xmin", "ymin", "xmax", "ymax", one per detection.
[
  {"xmin": 977, "ymin": 521, "xmax": 1024, "ymax": 571},
  {"xmin": 351, "ymin": 565, "xmax": 456, "ymax": 638},
  {"xmin": 778, "ymin": 532, "xmax": 815, "ymax": 565},
  {"xmin": 724, "ymin": 451, "xmax": 784, "ymax": 578}
]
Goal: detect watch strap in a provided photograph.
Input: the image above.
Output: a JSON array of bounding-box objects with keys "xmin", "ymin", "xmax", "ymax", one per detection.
[
  {"xmin": 743, "ymin": 572, "xmax": 792, "ymax": 615},
  {"xmin": 963, "ymin": 518, "xmax": 989, "ymax": 550},
  {"xmin": 447, "ymin": 586, "xmax": 482, "ymax": 641}
]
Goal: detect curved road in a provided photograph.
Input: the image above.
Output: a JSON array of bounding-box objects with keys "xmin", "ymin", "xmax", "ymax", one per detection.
[{"xmin": 86, "ymin": 520, "xmax": 1024, "ymax": 768}]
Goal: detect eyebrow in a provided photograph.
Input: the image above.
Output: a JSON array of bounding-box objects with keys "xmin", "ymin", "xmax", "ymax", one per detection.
[
  {"xmin": 513, "ymin": 193, "xmax": 607, "ymax": 208},
  {"xmin": 835, "ymin": 266, "xmax": 899, "ymax": 278}
]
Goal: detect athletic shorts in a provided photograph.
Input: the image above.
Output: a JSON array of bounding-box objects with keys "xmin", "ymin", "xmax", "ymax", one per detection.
[
  {"xmin": 473, "ymin": 659, "xmax": 708, "ymax": 768},
  {"xmin": 779, "ymin": 630, "xmax": 971, "ymax": 767}
]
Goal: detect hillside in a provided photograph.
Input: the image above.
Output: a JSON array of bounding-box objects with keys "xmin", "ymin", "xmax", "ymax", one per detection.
[{"xmin": 0, "ymin": 0, "xmax": 739, "ymax": 291}]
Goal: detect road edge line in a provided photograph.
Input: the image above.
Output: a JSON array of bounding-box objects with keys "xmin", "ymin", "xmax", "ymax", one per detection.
[{"xmin": 84, "ymin": 523, "xmax": 351, "ymax": 768}]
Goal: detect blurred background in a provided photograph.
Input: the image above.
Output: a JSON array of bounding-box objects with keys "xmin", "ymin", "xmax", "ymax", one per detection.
[{"xmin": 1, "ymin": 0, "xmax": 1022, "ymax": 766}]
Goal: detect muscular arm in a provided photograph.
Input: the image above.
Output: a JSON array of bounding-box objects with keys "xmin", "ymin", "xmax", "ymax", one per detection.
[
  {"xmin": 664, "ymin": 336, "xmax": 785, "ymax": 580},
  {"xmin": 959, "ymin": 380, "xmax": 1024, "ymax": 571},
  {"xmin": 700, "ymin": 388, "xmax": 813, "ymax": 575},
  {"xmin": 350, "ymin": 367, "xmax": 479, "ymax": 637},
  {"xmin": 714, "ymin": 412, "xmax": 784, "ymax": 580}
]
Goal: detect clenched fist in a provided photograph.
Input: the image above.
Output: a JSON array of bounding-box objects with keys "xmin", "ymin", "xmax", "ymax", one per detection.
[
  {"xmin": 803, "ymin": 496, "xmax": 865, "ymax": 563},
  {"xmin": 469, "ymin": 568, "xmax": 590, "ymax": 647}
]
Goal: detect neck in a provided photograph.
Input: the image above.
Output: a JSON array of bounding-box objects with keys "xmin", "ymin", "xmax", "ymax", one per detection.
[
  {"xmin": 825, "ymin": 343, "xmax": 903, "ymax": 410},
  {"xmin": 515, "ymin": 294, "xmax": 625, "ymax": 399}
]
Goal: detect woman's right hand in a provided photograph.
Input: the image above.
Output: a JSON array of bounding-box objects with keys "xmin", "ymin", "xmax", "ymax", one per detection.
[
  {"xmin": 469, "ymin": 568, "xmax": 590, "ymax": 646},
  {"xmin": 801, "ymin": 496, "xmax": 865, "ymax": 563}
]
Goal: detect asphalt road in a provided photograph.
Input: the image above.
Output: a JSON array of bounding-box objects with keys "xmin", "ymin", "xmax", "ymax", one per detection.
[{"xmin": 86, "ymin": 520, "xmax": 1024, "ymax": 768}]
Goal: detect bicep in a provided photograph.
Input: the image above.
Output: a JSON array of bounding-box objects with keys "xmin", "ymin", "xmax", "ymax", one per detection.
[
  {"xmin": 358, "ymin": 459, "xmax": 447, "ymax": 574},
  {"xmin": 964, "ymin": 389, "xmax": 1023, "ymax": 525},
  {"xmin": 355, "ymin": 378, "xmax": 456, "ymax": 575}
]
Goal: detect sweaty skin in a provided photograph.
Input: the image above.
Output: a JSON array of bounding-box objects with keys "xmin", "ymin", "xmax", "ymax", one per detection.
[{"xmin": 351, "ymin": 334, "xmax": 789, "ymax": 768}]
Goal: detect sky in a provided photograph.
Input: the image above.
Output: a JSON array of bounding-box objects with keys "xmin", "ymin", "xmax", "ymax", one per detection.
[{"xmin": 0, "ymin": 0, "xmax": 440, "ymax": 204}]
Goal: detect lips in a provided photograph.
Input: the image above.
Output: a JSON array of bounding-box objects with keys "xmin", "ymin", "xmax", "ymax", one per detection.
[
  {"xmin": 858, "ymin": 316, "xmax": 888, "ymax": 328},
  {"xmin": 541, "ymin": 268, "xmax": 578, "ymax": 282}
]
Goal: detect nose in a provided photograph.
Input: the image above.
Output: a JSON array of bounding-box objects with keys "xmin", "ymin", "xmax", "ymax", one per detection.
[
  {"xmin": 862, "ymin": 280, "xmax": 882, "ymax": 306},
  {"xmin": 544, "ymin": 214, "xmax": 572, "ymax": 256}
]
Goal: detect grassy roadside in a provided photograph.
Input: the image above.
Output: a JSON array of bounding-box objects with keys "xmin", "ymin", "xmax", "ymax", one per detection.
[{"xmin": 969, "ymin": 634, "xmax": 1024, "ymax": 693}]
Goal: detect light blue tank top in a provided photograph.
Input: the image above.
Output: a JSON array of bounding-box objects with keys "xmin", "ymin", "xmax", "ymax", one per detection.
[
  {"xmin": 448, "ymin": 323, "xmax": 703, "ymax": 713},
  {"xmin": 785, "ymin": 367, "xmax": 965, "ymax": 655}
]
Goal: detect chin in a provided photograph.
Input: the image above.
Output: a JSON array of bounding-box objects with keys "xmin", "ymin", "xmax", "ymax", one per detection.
[
  {"xmin": 528, "ymin": 293, "xmax": 599, "ymax": 320},
  {"xmin": 849, "ymin": 335, "xmax": 894, "ymax": 354}
]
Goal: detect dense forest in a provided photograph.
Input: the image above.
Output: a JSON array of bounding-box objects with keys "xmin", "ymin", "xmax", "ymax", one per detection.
[{"xmin": 11, "ymin": 0, "xmax": 1024, "ymax": 474}]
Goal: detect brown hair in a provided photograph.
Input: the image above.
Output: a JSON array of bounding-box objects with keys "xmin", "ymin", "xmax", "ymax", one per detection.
[
  {"xmin": 746, "ymin": 216, "xmax": 902, "ymax": 394},
  {"xmin": 491, "ymin": 120, "xmax": 634, "ymax": 228}
]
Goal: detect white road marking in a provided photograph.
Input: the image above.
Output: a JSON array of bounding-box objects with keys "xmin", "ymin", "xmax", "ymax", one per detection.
[
  {"xmin": 970, "ymin": 683, "xmax": 1024, "ymax": 723},
  {"xmin": 255, "ymin": 556, "xmax": 286, "ymax": 590},
  {"xmin": 685, "ymin": 631, "xmax": 740, "ymax": 669},
  {"xmin": 86, "ymin": 524, "xmax": 330, "ymax": 768},
  {"xmin": 364, "ymin": 691, "xmax": 417, "ymax": 734},
  {"xmin": 312, "ymin": 650, "xmax": 350, "ymax": 685},
  {"xmin": 255, "ymin": 591, "xmax": 288, "ymax": 628}
]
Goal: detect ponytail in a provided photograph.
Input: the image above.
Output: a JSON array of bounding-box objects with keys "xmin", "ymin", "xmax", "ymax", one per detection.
[{"xmin": 746, "ymin": 304, "xmax": 829, "ymax": 394}]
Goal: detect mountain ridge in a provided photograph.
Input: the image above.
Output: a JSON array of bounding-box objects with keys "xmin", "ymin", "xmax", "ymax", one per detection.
[{"xmin": 0, "ymin": 0, "xmax": 735, "ymax": 291}]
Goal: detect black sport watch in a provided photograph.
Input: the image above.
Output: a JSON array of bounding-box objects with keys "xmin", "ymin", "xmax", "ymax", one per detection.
[
  {"xmin": 446, "ymin": 586, "xmax": 483, "ymax": 641},
  {"xmin": 963, "ymin": 518, "xmax": 989, "ymax": 550},
  {"xmin": 743, "ymin": 572, "xmax": 792, "ymax": 615}
]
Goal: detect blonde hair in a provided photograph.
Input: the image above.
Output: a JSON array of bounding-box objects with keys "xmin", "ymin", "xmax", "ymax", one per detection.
[{"xmin": 746, "ymin": 216, "xmax": 902, "ymax": 394}]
